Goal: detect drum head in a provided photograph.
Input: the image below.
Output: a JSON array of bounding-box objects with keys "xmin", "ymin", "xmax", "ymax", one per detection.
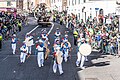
[
  {"xmin": 56, "ymin": 51, "xmax": 63, "ymax": 64},
  {"xmin": 79, "ymin": 43, "xmax": 92, "ymax": 56}
]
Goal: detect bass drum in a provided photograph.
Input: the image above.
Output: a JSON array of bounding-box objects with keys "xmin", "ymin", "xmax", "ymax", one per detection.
[
  {"xmin": 79, "ymin": 43, "xmax": 92, "ymax": 56},
  {"xmin": 56, "ymin": 51, "xmax": 63, "ymax": 64}
]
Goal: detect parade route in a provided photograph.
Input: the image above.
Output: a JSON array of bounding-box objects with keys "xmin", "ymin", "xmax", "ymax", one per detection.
[
  {"xmin": 1, "ymin": 0, "xmax": 120, "ymax": 79},
  {"xmin": 0, "ymin": 16, "xmax": 120, "ymax": 80}
]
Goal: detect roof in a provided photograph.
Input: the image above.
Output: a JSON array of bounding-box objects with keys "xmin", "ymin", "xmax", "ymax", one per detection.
[{"xmin": 89, "ymin": 0, "xmax": 116, "ymax": 1}]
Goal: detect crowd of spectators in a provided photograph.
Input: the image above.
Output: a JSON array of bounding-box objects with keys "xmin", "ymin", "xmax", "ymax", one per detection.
[
  {"xmin": 0, "ymin": 11, "xmax": 28, "ymax": 40},
  {"xmin": 52, "ymin": 11, "xmax": 120, "ymax": 56},
  {"xmin": 67, "ymin": 14, "xmax": 119, "ymax": 56}
]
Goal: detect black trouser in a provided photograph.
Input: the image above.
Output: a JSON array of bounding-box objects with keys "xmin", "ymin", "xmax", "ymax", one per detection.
[
  {"xmin": 60, "ymin": 21, "xmax": 62, "ymax": 25},
  {"xmin": 0, "ymin": 40, "xmax": 2, "ymax": 49},
  {"xmin": 18, "ymin": 26, "xmax": 21, "ymax": 32},
  {"xmin": 74, "ymin": 37, "xmax": 77, "ymax": 46}
]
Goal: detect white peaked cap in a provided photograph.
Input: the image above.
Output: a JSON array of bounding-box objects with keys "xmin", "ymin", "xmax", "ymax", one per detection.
[
  {"xmin": 64, "ymin": 39, "xmax": 68, "ymax": 42},
  {"xmin": 23, "ymin": 41, "xmax": 26, "ymax": 43},
  {"xmin": 57, "ymin": 27, "xmax": 59, "ymax": 29},
  {"xmin": 42, "ymin": 34, "xmax": 46, "ymax": 38},
  {"xmin": 65, "ymin": 34, "xmax": 68, "ymax": 37},
  {"xmin": 81, "ymin": 38, "xmax": 85, "ymax": 41},
  {"xmin": 39, "ymin": 39, "xmax": 43, "ymax": 42},
  {"xmin": 56, "ymin": 46, "xmax": 60, "ymax": 50},
  {"xmin": 13, "ymin": 34, "xmax": 16, "ymax": 37}
]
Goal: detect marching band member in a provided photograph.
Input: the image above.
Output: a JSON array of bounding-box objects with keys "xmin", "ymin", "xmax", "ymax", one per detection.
[
  {"xmin": 61, "ymin": 39, "xmax": 71, "ymax": 62},
  {"xmin": 20, "ymin": 42, "xmax": 28, "ymax": 63},
  {"xmin": 41, "ymin": 32, "xmax": 50, "ymax": 46},
  {"xmin": 11, "ymin": 34, "xmax": 17, "ymax": 54},
  {"xmin": 24, "ymin": 33, "xmax": 34, "ymax": 58},
  {"xmin": 62, "ymin": 34, "xmax": 68, "ymax": 42},
  {"xmin": 73, "ymin": 29, "xmax": 78, "ymax": 46},
  {"xmin": 76, "ymin": 37, "xmax": 86, "ymax": 69},
  {"xmin": 36, "ymin": 39, "xmax": 46, "ymax": 67},
  {"xmin": 53, "ymin": 40, "xmax": 64, "ymax": 75},
  {"xmin": 41, "ymin": 32, "xmax": 50, "ymax": 60},
  {"xmin": 54, "ymin": 28, "xmax": 61, "ymax": 39}
]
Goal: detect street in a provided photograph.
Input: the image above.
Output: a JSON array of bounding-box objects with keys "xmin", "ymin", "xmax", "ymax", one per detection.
[
  {"xmin": 0, "ymin": 17, "xmax": 78, "ymax": 80},
  {"xmin": 0, "ymin": 17, "xmax": 120, "ymax": 80}
]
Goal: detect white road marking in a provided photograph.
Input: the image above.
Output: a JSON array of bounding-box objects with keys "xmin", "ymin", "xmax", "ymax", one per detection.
[
  {"xmin": 27, "ymin": 25, "xmax": 39, "ymax": 34},
  {"xmin": 0, "ymin": 55, "xmax": 9, "ymax": 63},
  {"xmin": 2, "ymin": 55, "xmax": 9, "ymax": 61},
  {"xmin": 47, "ymin": 22, "xmax": 54, "ymax": 35},
  {"xmin": 27, "ymin": 22, "xmax": 54, "ymax": 35}
]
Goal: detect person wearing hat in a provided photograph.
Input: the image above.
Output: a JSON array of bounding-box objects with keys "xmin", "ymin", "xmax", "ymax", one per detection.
[
  {"xmin": 17, "ymin": 20, "xmax": 22, "ymax": 32},
  {"xmin": 60, "ymin": 17, "xmax": 63, "ymax": 25},
  {"xmin": 36, "ymin": 39, "xmax": 46, "ymax": 67},
  {"xmin": 53, "ymin": 42, "xmax": 64, "ymax": 75},
  {"xmin": 62, "ymin": 33, "xmax": 68, "ymax": 43},
  {"xmin": 73, "ymin": 29, "xmax": 78, "ymax": 46},
  {"xmin": 76, "ymin": 37, "xmax": 87, "ymax": 69},
  {"xmin": 24, "ymin": 33, "xmax": 34, "ymax": 58},
  {"xmin": 61, "ymin": 38, "xmax": 71, "ymax": 62},
  {"xmin": 11, "ymin": 34, "xmax": 17, "ymax": 54},
  {"xmin": 20, "ymin": 42, "xmax": 28, "ymax": 63},
  {"xmin": 54, "ymin": 28, "xmax": 61, "ymax": 39}
]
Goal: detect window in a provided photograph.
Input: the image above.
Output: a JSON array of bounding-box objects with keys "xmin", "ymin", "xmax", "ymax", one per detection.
[
  {"xmin": 72, "ymin": 0, "xmax": 74, "ymax": 5},
  {"xmin": 78, "ymin": 13, "xmax": 80, "ymax": 20},
  {"xmin": 75, "ymin": 0, "xmax": 76, "ymax": 5},
  {"xmin": 69, "ymin": 0, "xmax": 70, "ymax": 6},
  {"xmin": 84, "ymin": 0, "xmax": 86, "ymax": 3},
  {"xmin": 7, "ymin": 1, "xmax": 11, "ymax": 6},
  {"xmin": 78, "ymin": 0, "xmax": 80, "ymax": 4}
]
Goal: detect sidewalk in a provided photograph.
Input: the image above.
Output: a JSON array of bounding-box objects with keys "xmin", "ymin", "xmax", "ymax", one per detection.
[{"xmin": 77, "ymin": 54, "xmax": 120, "ymax": 80}]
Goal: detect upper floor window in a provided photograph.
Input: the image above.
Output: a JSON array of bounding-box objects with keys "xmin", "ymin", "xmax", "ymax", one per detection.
[
  {"xmin": 7, "ymin": 1, "xmax": 11, "ymax": 6},
  {"xmin": 72, "ymin": 0, "xmax": 74, "ymax": 5},
  {"xmin": 69, "ymin": 0, "xmax": 70, "ymax": 6},
  {"xmin": 75, "ymin": 0, "xmax": 76, "ymax": 5},
  {"xmin": 84, "ymin": 0, "xmax": 86, "ymax": 3},
  {"xmin": 78, "ymin": 0, "xmax": 80, "ymax": 4}
]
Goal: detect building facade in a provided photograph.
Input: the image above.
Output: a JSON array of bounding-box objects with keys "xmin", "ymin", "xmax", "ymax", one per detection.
[
  {"xmin": 67, "ymin": 0, "xmax": 118, "ymax": 22},
  {"xmin": 50, "ymin": 0, "xmax": 67, "ymax": 12},
  {"xmin": 0, "ymin": 0, "xmax": 17, "ymax": 12},
  {"xmin": 0, "ymin": 0, "xmax": 17, "ymax": 8}
]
